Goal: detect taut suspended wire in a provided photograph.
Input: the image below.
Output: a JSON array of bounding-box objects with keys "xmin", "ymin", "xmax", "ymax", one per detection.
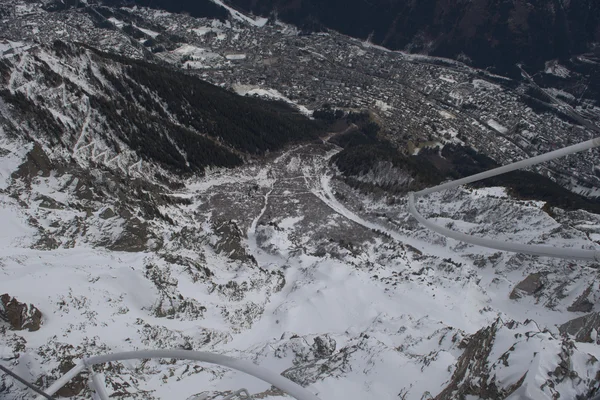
[
  {"xmin": 409, "ymin": 136, "xmax": 600, "ymax": 261},
  {"xmin": 0, "ymin": 364, "xmax": 56, "ymax": 400}
]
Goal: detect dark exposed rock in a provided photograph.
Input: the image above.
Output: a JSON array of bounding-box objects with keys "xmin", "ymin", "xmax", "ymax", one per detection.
[
  {"xmin": 38, "ymin": 195, "xmax": 64, "ymax": 210},
  {"xmin": 33, "ymin": 235, "xmax": 61, "ymax": 250},
  {"xmin": 559, "ymin": 312, "xmax": 600, "ymax": 344},
  {"xmin": 510, "ymin": 273, "xmax": 546, "ymax": 300},
  {"xmin": 54, "ymin": 357, "xmax": 86, "ymax": 397},
  {"xmin": 567, "ymin": 285, "xmax": 595, "ymax": 313},
  {"xmin": 72, "ymin": 174, "xmax": 96, "ymax": 201},
  {"xmin": 99, "ymin": 207, "xmax": 116, "ymax": 219},
  {"xmin": 212, "ymin": 219, "xmax": 256, "ymax": 264},
  {"xmin": 282, "ymin": 343, "xmax": 359, "ymax": 386},
  {"xmin": 312, "ymin": 335, "xmax": 336, "ymax": 358},
  {"xmin": 252, "ymin": 387, "xmax": 285, "ymax": 399},
  {"xmin": 33, "ymin": 343, "xmax": 89, "ymax": 398},
  {"xmin": 108, "ymin": 217, "xmax": 159, "ymax": 252},
  {"xmin": 436, "ymin": 318, "xmax": 503, "ymax": 400},
  {"xmin": 12, "ymin": 143, "xmax": 52, "ymax": 181},
  {"xmin": 0, "ymin": 294, "xmax": 43, "ymax": 331}
]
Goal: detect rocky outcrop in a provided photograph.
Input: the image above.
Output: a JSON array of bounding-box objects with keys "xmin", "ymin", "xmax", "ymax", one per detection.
[
  {"xmin": 312, "ymin": 335, "xmax": 336, "ymax": 358},
  {"xmin": 37, "ymin": 195, "xmax": 65, "ymax": 210},
  {"xmin": 436, "ymin": 318, "xmax": 600, "ymax": 399},
  {"xmin": 436, "ymin": 318, "xmax": 504, "ymax": 400},
  {"xmin": 509, "ymin": 273, "xmax": 545, "ymax": 300},
  {"xmin": 567, "ymin": 285, "xmax": 595, "ymax": 313},
  {"xmin": 0, "ymin": 294, "xmax": 42, "ymax": 331},
  {"xmin": 108, "ymin": 217, "xmax": 157, "ymax": 252},
  {"xmin": 11, "ymin": 143, "xmax": 52, "ymax": 181},
  {"xmin": 212, "ymin": 220, "xmax": 256, "ymax": 264},
  {"xmin": 282, "ymin": 342, "xmax": 358, "ymax": 387},
  {"xmin": 559, "ymin": 312, "xmax": 600, "ymax": 344},
  {"xmin": 99, "ymin": 207, "xmax": 115, "ymax": 220}
]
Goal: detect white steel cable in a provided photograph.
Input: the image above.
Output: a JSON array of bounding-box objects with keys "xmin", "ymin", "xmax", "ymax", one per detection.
[
  {"xmin": 35, "ymin": 362, "xmax": 86, "ymax": 400},
  {"xmin": 89, "ymin": 368, "xmax": 110, "ymax": 400},
  {"xmin": 0, "ymin": 364, "xmax": 57, "ymax": 400},
  {"xmin": 36, "ymin": 350, "xmax": 321, "ymax": 400},
  {"xmin": 416, "ymin": 137, "xmax": 600, "ymax": 197},
  {"xmin": 409, "ymin": 136, "xmax": 600, "ymax": 261}
]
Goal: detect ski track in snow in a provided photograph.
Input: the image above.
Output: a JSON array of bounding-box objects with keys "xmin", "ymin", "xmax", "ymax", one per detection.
[
  {"xmin": 234, "ymin": 147, "xmax": 486, "ymax": 343},
  {"xmin": 305, "ymin": 149, "xmax": 470, "ymax": 264},
  {"xmin": 297, "ymin": 148, "xmax": 581, "ymax": 329},
  {"xmin": 247, "ymin": 174, "xmax": 275, "ymax": 268}
]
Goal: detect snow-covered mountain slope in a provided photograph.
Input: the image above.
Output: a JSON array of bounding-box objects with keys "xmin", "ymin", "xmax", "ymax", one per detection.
[
  {"xmin": 0, "ymin": 2, "xmax": 600, "ymax": 400},
  {"xmin": 0, "ymin": 39, "xmax": 322, "ymax": 176},
  {"xmin": 1, "ymin": 133, "xmax": 600, "ymax": 399}
]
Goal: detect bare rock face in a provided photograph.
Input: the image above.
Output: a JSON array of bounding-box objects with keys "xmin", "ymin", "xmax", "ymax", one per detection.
[
  {"xmin": 99, "ymin": 207, "xmax": 116, "ymax": 220},
  {"xmin": 12, "ymin": 143, "xmax": 52, "ymax": 181},
  {"xmin": 434, "ymin": 319, "xmax": 598, "ymax": 399},
  {"xmin": 436, "ymin": 318, "xmax": 504, "ymax": 400},
  {"xmin": 0, "ymin": 294, "xmax": 42, "ymax": 331},
  {"xmin": 54, "ymin": 357, "xmax": 86, "ymax": 397},
  {"xmin": 212, "ymin": 219, "xmax": 256, "ymax": 264},
  {"xmin": 509, "ymin": 273, "xmax": 545, "ymax": 300},
  {"xmin": 559, "ymin": 313, "xmax": 600, "ymax": 344},
  {"xmin": 567, "ymin": 285, "xmax": 595, "ymax": 313},
  {"xmin": 312, "ymin": 335, "xmax": 336, "ymax": 358},
  {"xmin": 108, "ymin": 217, "xmax": 155, "ymax": 252}
]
